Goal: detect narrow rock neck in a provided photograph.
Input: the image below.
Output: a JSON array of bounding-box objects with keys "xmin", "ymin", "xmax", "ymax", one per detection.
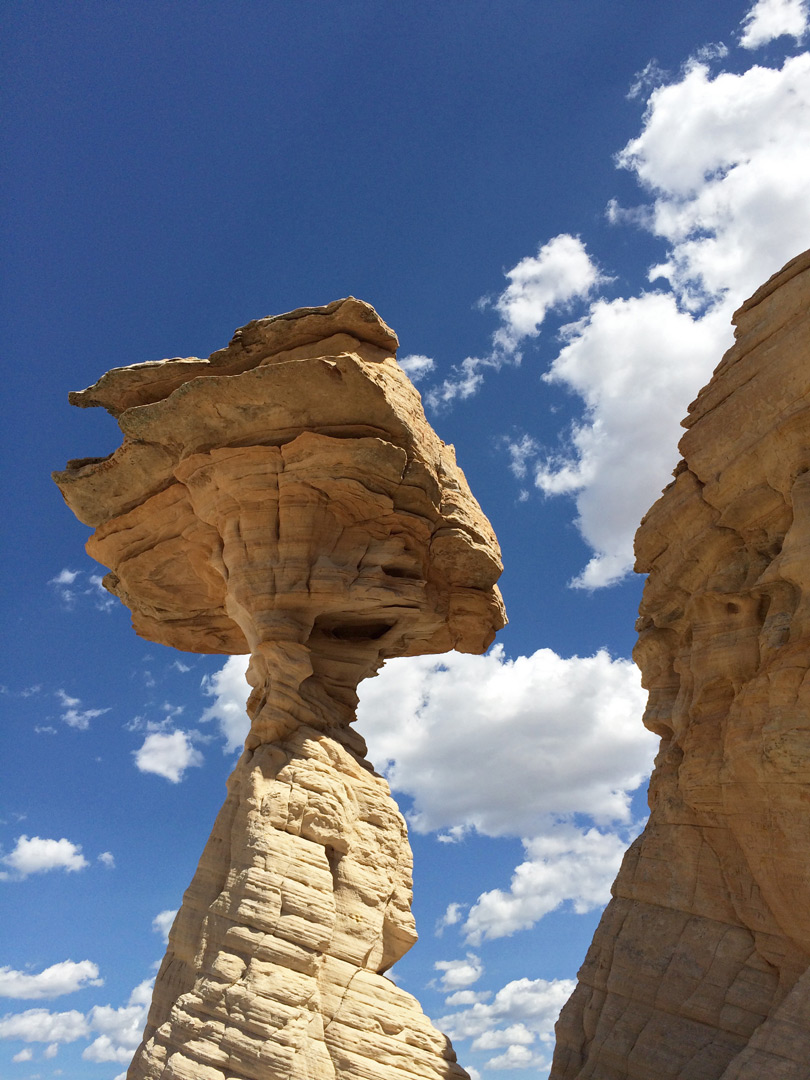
[{"xmin": 241, "ymin": 634, "xmax": 381, "ymax": 756}]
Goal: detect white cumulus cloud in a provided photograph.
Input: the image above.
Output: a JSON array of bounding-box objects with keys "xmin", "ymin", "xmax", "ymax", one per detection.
[
  {"xmin": 204, "ymin": 646, "xmax": 654, "ymax": 945},
  {"xmin": 0, "ymin": 1007, "xmax": 89, "ymax": 1043},
  {"xmin": 357, "ymin": 648, "xmax": 653, "ymax": 946},
  {"xmin": 357, "ymin": 646, "xmax": 653, "ymax": 836},
  {"xmin": 82, "ymin": 979, "xmax": 152, "ymax": 1063},
  {"xmin": 0, "ymin": 979, "xmax": 154, "ymax": 1062},
  {"xmin": 200, "ymin": 656, "xmax": 251, "ymax": 752},
  {"xmin": 1, "ymin": 835, "xmax": 89, "ymax": 879},
  {"xmin": 463, "ymin": 826, "xmax": 631, "ymax": 945},
  {"xmin": 427, "ymin": 235, "xmax": 604, "ymax": 406},
  {"xmin": 133, "ymin": 730, "xmax": 203, "ymax": 783},
  {"xmin": 398, "ymin": 354, "xmax": 435, "ymax": 382},
  {"xmin": 523, "ymin": 296, "xmax": 730, "ymax": 588},
  {"xmin": 525, "ymin": 46, "xmax": 810, "ymax": 588},
  {"xmin": 740, "ymin": 0, "xmax": 808, "ymax": 48},
  {"xmin": 471, "ymin": 1023, "xmax": 535, "ymax": 1051},
  {"xmin": 152, "ymin": 909, "xmax": 177, "ymax": 943},
  {"xmin": 445, "ymin": 990, "xmax": 491, "ymax": 1007},
  {"xmin": 415, "ymin": 26, "xmax": 810, "ymax": 588},
  {"xmin": 438, "ymin": 976, "xmax": 574, "ymax": 1073},
  {"xmin": 619, "ymin": 53, "xmax": 810, "ymax": 305},
  {"xmin": 485, "ymin": 1043, "xmax": 548, "ymax": 1069},
  {"xmin": 492, "ymin": 234, "xmax": 606, "ymax": 352},
  {"xmin": 0, "ymin": 960, "xmax": 103, "ymax": 1000},
  {"xmin": 434, "ymin": 953, "xmax": 484, "ymax": 992}
]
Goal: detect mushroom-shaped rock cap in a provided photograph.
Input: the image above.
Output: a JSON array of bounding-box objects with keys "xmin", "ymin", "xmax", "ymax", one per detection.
[
  {"xmin": 68, "ymin": 297, "xmax": 400, "ymax": 417},
  {"xmin": 54, "ymin": 300, "xmax": 506, "ymax": 664}
]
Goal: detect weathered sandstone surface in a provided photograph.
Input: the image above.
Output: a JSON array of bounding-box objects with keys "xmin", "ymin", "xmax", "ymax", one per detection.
[
  {"xmin": 551, "ymin": 252, "xmax": 810, "ymax": 1080},
  {"xmin": 54, "ymin": 298, "xmax": 506, "ymax": 1080}
]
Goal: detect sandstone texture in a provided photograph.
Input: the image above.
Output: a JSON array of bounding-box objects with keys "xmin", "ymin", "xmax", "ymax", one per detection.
[
  {"xmin": 551, "ymin": 252, "xmax": 810, "ymax": 1080},
  {"xmin": 54, "ymin": 298, "xmax": 506, "ymax": 1080}
]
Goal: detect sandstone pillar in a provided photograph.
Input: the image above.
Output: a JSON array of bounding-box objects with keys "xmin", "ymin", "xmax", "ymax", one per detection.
[
  {"xmin": 54, "ymin": 299, "xmax": 506, "ymax": 1080},
  {"xmin": 550, "ymin": 253, "xmax": 810, "ymax": 1079}
]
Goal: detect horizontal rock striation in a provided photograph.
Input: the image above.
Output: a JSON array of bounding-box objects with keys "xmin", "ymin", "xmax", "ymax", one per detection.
[
  {"xmin": 550, "ymin": 250, "xmax": 810, "ymax": 1079},
  {"xmin": 54, "ymin": 298, "xmax": 506, "ymax": 1080}
]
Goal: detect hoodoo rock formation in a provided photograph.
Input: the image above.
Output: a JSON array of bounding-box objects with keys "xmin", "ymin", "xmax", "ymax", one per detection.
[
  {"xmin": 551, "ymin": 252, "xmax": 810, "ymax": 1080},
  {"xmin": 54, "ymin": 299, "xmax": 506, "ymax": 1080}
]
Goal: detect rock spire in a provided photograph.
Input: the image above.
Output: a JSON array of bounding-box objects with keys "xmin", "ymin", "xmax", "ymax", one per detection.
[
  {"xmin": 54, "ymin": 298, "xmax": 506, "ymax": 1080},
  {"xmin": 551, "ymin": 250, "xmax": 810, "ymax": 1079}
]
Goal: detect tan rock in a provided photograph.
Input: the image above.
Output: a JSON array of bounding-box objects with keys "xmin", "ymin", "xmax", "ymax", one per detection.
[
  {"xmin": 54, "ymin": 298, "xmax": 506, "ymax": 1080},
  {"xmin": 550, "ymin": 250, "xmax": 810, "ymax": 1079}
]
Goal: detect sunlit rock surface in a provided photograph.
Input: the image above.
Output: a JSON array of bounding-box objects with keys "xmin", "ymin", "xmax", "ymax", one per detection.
[
  {"xmin": 54, "ymin": 298, "xmax": 506, "ymax": 1080},
  {"xmin": 550, "ymin": 251, "xmax": 810, "ymax": 1079}
]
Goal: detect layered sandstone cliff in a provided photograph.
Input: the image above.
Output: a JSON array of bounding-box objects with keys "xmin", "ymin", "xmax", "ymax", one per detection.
[
  {"xmin": 551, "ymin": 253, "xmax": 810, "ymax": 1080},
  {"xmin": 54, "ymin": 298, "xmax": 506, "ymax": 1080}
]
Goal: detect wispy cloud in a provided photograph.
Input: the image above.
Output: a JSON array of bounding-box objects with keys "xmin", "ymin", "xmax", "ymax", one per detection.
[
  {"xmin": 124, "ymin": 703, "xmax": 185, "ymax": 737},
  {"xmin": 49, "ymin": 568, "xmax": 114, "ymax": 611},
  {"xmin": 436, "ymin": 901, "xmax": 465, "ymax": 936},
  {"xmin": 56, "ymin": 689, "xmax": 109, "ymax": 731}
]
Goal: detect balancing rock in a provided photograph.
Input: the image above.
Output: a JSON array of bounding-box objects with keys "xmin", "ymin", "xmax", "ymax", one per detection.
[
  {"xmin": 54, "ymin": 298, "xmax": 506, "ymax": 1080},
  {"xmin": 551, "ymin": 252, "xmax": 810, "ymax": 1079}
]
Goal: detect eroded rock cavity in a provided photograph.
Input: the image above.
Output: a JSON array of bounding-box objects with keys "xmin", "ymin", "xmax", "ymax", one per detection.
[
  {"xmin": 551, "ymin": 253, "xmax": 810, "ymax": 1080},
  {"xmin": 54, "ymin": 298, "xmax": 506, "ymax": 1080}
]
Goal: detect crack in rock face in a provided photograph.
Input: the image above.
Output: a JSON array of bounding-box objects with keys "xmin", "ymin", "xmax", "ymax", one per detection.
[
  {"xmin": 550, "ymin": 251, "xmax": 810, "ymax": 1080},
  {"xmin": 54, "ymin": 297, "xmax": 506, "ymax": 1080}
]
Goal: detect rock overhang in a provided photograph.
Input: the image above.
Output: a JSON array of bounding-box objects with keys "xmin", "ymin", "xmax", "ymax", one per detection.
[{"xmin": 54, "ymin": 299, "xmax": 506, "ymax": 662}]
